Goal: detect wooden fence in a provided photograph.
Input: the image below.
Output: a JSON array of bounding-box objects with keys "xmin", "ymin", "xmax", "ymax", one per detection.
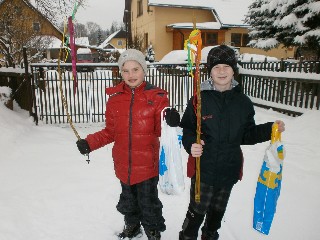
[
  {"xmin": 239, "ymin": 71, "xmax": 320, "ymax": 116},
  {"xmin": 239, "ymin": 58, "xmax": 320, "ymax": 74},
  {"xmin": 0, "ymin": 70, "xmax": 34, "ymax": 114}
]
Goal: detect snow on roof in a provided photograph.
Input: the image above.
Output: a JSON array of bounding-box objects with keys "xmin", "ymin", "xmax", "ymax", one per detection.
[
  {"xmin": 75, "ymin": 37, "xmax": 90, "ymax": 46},
  {"xmin": 77, "ymin": 48, "xmax": 91, "ymax": 54},
  {"xmin": 159, "ymin": 50, "xmax": 191, "ymax": 63},
  {"xmin": 148, "ymin": 0, "xmax": 253, "ymax": 27},
  {"xmin": 167, "ymin": 22, "xmax": 221, "ymax": 30},
  {"xmin": 99, "ymin": 30, "xmax": 120, "ymax": 49},
  {"xmin": 45, "ymin": 36, "xmax": 62, "ymax": 48},
  {"xmin": 240, "ymin": 53, "xmax": 279, "ymax": 62}
]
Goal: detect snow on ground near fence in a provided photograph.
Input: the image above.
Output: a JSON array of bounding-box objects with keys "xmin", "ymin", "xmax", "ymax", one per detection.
[{"xmin": 1, "ymin": 95, "xmax": 320, "ymax": 240}]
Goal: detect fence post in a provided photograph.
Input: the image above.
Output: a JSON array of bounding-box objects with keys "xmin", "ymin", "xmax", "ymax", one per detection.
[
  {"xmin": 23, "ymin": 47, "xmax": 38, "ymax": 125},
  {"xmin": 316, "ymin": 62, "xmax": 320, "ymax": 74},
  {"xmin": 280, "ymin": 58, "xmax": 285, "ymax": 72},
  {"xmin": 299, "ymin": 57, "xmax": 304, "ymax": 72}
]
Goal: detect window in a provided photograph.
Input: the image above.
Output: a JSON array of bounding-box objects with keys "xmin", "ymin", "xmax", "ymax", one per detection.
[
  {"xmin": 231, "ymin": 33, "xmax": 241, "ymax": 47},
  {"xmin": 206, "ymin": 33, "xmax": 218, "ymax": 45},
  {"xmin": 242, "ymin": 34, "xmax": 250, "ymax": 46},
  {"xmin": 137, "ymin": 0, "xmax": 143, "ymax": 17},
  {"xmin": 33, "ymin": 22, "xmax": 40, "ymax": 32},
  {"xmin": 117, "ymin": 40, "xmax": 123, "ymax": 46},
  {"xmin": 201, "ymin": 32, "xmax": 218, "ymax": 46},
  {"xmin": 231, "ymin": 33, "xmax": 250, "ymax": 47},
  {"xmin": 14, "ymin": 6, "xmax": 22, "ymax": 14}
]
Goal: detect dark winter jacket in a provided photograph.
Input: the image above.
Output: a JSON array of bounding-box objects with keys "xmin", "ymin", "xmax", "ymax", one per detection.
[
  {"xmin": 86, "ymin": 81, "xmax": 169, "ymax": 185},
  {"xmin": 180, "ymin": 79, "xmax": 273, "ymax": 187}
]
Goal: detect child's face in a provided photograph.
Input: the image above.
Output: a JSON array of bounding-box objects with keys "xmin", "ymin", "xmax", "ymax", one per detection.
[
  {"xmin": 121, "ymin": 60, "xmax": 145, "ymax": 88},
  {"xmin": 210, "ymin": 64, "xmax": 234, "ymax": 92}
]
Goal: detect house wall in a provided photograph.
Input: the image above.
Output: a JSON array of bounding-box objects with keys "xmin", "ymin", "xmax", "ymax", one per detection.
[
  {"xmin": 240, "ymin": 45, "xmax": 295, "ymax": 60},
  {"xmin": 225, "ymin": 28, "xmax": 295, "ymax": 59},
  {"xmin": 0, "ymin": 0, "xmax": 63, "ymax": 63},
  {"xmin": 0, "ymin": 0, "xmax": 62, "ymax": 39},
  {"xmin": 130, "ymin": 0, "xmax": 295, "ymax": 61},
  {"xmin": 131, "ymin": 0, "xmax": 215, "ymax": 60},
  {"xmin": 109, "ymin": 38, "xmax": 126, "ymax": 49}
]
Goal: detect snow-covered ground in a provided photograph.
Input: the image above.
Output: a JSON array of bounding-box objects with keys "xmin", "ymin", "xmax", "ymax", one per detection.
[{"xmin": 1, "ymin": 93, "xmax": 320, "ymax": 240}]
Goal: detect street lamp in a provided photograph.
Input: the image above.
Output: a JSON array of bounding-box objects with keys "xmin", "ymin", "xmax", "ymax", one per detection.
[{"xmin": 124, "ymin": 9, "xmax": 129, "ymax": 49}]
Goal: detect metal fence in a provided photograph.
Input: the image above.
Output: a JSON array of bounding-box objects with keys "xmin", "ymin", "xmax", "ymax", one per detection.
[
  {"xmin": 30, "ymin": 63, "xmax": 209, "ymax": 124},
  {"xmin": 25, "ymin": 62, "xmax": 320, "ymax": 124}
]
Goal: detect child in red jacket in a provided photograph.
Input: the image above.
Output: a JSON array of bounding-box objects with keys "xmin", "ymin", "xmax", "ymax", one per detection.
[{"xmin": 76, "ymin": 49, "xmax": 179, "ymax": 240}]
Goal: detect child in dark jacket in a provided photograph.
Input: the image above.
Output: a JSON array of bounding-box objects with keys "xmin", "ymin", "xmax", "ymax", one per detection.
[
  {"xmin": 178, "ymin": 45, "xmax": 285, "ymax": 240},
  {"xmin": 76, "ymin": 49, "xmax": 179, "ymax": 240}
]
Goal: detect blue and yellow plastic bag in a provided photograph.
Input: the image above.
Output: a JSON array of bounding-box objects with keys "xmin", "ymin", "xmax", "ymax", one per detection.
[{"xmin": 253, "ymin": 123, "xmax": 285, "ymax": 235}]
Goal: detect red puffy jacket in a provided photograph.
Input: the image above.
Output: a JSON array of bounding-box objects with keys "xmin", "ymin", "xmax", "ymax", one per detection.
[{"xmin": 86, "ymin": 81, "xmax": 169, "ymax": 185}]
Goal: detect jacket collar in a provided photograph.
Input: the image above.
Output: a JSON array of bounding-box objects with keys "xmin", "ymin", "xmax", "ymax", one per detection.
[
  {"xmin": 200, "ymin": 78, "xmax": 239, "ymax": 91},
  {"xmin": 106, "ymin": 81, "xmax": 147, "ymax": 95}
]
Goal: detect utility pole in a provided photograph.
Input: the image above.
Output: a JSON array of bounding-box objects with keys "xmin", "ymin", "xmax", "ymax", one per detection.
[{"xmin": 125, "ymin": 9, "xmax": 129, "ymax": 49}]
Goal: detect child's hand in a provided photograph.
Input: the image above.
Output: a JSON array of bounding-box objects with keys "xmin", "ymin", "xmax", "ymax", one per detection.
[
  {"xmin": 164, "ymin": 108, "xmax": 180, "ymax": 127},
  {"xmin": 191, "ymin": 140, "xmax": 205, "ymax": 157},
  {"xmin": 274, "ymin": 120, "xmax": 285, "ymax": 132}
]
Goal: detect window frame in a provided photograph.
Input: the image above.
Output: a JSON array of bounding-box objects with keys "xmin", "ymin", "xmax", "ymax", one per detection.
[
  {"xmin": 33, "ymin": 22, "xmax": 41, "ymax": 32},
  {"xmin": 137, "ymin": 0, "xmax": 143, "ymax": 17}
]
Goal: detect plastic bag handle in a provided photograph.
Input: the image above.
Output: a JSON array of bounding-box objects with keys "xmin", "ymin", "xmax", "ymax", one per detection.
[{"xmin": 271, "ymin": 123, "xmax": 281, "ymax": 144}]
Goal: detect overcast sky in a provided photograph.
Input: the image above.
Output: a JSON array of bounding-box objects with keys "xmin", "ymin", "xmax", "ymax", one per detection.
[{"xmin": 75, "ymin": 1, "xmax": 125, "ymax": 30}]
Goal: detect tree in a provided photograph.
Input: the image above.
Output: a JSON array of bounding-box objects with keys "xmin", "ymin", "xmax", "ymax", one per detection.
[
  {"xmin": 245, "ymin": 0, "xmax": 279, "ymax": 50},
  {"xmin": 97, "ymin": 28, "xmax": 103, "ymax": 46},
  {"xmin": 145, "ymin": 45, "xmax": 155, "ymax": 62},
  {"xmin": 246, "ymin": 0, "xmax": 320, "ymax": 58},
  {"xmin": 33, "ymin": 0, "xmax": 86, "ymax": 26},
  {"xmin": 86, "ymin": 21, "xmax": 100, "ymax": 45},
  {"xmin": 74, "ymin": 23, "xmax": 88, "ymax": 38}
]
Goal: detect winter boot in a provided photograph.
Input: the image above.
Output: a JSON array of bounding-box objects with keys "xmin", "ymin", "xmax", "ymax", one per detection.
[
  {"xmin": 179, "ymin": 207, "xmax": 205, "ymax": 240},
  {"xmin": 144, "ymin": 229, "xmax": 161, "ymax": 240},
  {"xmin": 201, "ymin": 209, "xmax": 224, "ymax": 240},
  {"xmin": 117, "ymin": 223, "xmax": 143, "ymax": 239},
  {"xmin": 201, "ymin": 231, "xmax": 219, "ymax": 240}
]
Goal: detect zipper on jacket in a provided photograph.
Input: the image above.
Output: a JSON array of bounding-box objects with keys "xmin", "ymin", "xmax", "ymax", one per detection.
[{"xmin": 127, "ymin": 88, "xmax": 135, "ymax": 184}]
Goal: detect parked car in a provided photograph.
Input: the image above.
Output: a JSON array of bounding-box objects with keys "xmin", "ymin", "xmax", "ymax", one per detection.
[{"xmin": 76, "ymin": 48, "xmax": 98, "ymax": 72}]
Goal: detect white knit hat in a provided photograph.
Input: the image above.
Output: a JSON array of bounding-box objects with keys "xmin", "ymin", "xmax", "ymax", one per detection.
[{"xmin": 118, "ymin": 49, "xmax": 148, "ymax": 75}]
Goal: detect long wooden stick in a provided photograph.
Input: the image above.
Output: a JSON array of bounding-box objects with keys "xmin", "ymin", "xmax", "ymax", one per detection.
[
  {"xmin": 194, "ymin": 32, "xmax": 202, "ymax": 203},
  {"xmin": 185, "ymin": 28, "xmax": 202, "ymax": 203}
]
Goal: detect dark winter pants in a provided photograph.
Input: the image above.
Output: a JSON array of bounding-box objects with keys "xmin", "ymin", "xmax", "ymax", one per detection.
[
  {"xmin": 116, "ymin": 176, "xmax": 166, "ymax": 232},
  {"xmin": 180, "ymin": 177, "xmax": 233, "ymax": 239}
]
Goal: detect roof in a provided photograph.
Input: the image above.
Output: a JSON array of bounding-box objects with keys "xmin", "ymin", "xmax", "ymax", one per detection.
[
  {"xmin": 148, "ymin": 0, "xmax": 253, "ymax": 27},
  {"xmin": 75, "ymin": 37, "xmax": 90, "ymax": 46}
]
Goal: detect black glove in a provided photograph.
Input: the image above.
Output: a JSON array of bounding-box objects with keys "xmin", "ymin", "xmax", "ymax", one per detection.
[
  {"xmin": 164, "ymin": 108, "xmax": 180, "ymax": 127},
  {"xmin": 76, "ymin": 139, "xmax": 91, "ymax": 155}
]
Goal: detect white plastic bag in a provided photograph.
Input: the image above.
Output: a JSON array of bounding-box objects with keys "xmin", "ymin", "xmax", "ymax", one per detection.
[{"xmin": 158, "ymin": 108, "xmax": 185, "ymax": 195}]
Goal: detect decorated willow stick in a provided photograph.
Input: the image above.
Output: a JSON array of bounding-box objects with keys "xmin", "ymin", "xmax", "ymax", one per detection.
[{"xmin": 185, "ymin": 29, "xmax": 202, "ymax": 203}]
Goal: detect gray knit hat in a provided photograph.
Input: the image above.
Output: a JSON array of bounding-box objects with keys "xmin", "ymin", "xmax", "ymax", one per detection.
[
  {"xmin": 118, "ymin": 49, "xmax": 148, "ymax": 75},
  {"xmin": 207, "ymin": 45, "xmax": 238, "ymax": 74}
]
